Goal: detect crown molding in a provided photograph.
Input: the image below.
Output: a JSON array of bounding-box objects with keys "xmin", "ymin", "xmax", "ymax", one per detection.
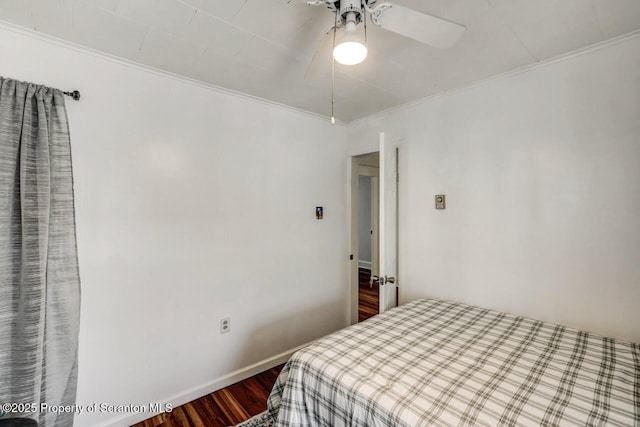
[
  {"xmin": 0, "ymin": 20, "xmax": 349, "ymax": 127},
  {"xmin": 349, "ymin": 29, "xmax": 640, "ymax": 126}
]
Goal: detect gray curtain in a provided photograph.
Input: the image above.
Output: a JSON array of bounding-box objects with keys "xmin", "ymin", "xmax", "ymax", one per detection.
[{"xmin": 0, "ymin": 77, "xmax": 81, "ymax": 427}]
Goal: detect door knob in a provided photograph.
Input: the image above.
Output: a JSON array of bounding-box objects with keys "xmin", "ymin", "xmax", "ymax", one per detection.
[
  {"xmin": 371, "ymin": 275, "xmax": 395, "ymax": 286},
  {"xmin": 369, "ymin": 275, "xmax": 381, "ymax": 287}
]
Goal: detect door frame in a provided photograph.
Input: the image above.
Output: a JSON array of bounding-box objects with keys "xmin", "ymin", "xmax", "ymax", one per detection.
[
  {"xmin": 347, "ymin": 132, "xmax": 402, "ymax": 324},
  {"xmin": 349, "ymin": 153, "xmax": 380, "ymax": 325}
]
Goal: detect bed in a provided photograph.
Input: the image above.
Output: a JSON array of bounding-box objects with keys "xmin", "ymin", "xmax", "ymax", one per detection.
[{"xmin": 260, "ymin": 299, "xmax": 639, "ymax": 426}]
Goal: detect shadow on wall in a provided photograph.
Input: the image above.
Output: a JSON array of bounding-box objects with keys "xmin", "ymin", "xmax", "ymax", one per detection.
[{"xmin": 235, "ymin": 298, "xmax": 347, "ymax": 369}]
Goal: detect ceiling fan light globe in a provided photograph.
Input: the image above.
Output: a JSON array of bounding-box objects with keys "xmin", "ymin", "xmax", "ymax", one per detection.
[{"xmin": 333, "ymin": 42, "xmax": 368, "ymax": 65}]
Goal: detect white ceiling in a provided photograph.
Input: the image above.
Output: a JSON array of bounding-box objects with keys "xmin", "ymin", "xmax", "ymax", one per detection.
[{"xmin": 1, "ymin": 0, "xmax": 639, "ymax": 122}]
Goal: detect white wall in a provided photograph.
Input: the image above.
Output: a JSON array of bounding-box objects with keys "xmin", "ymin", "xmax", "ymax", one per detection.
[
  {"xmin": 348, "ymin": 35, "xmax": 640, "ymax": 343},
  {"xmin": 0, "ymin": 24, "xmax": 349, "ymax": 426}
]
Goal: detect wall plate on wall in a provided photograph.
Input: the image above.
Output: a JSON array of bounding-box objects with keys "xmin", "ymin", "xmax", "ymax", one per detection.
[{"xmin": 435, "ymin": 195, "xmax": 446, "ymax": 209}]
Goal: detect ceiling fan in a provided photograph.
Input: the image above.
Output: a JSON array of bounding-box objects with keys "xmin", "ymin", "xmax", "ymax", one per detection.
[
  {"xmin": 302, "ymin": 0, "xmax": 466, "ymax": 73},
  {"xmin": 297, "ymin": 1, "xmax": 466, "ymax": 122}
]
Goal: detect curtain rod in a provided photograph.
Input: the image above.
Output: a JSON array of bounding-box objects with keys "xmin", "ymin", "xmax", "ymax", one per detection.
[{"xmin": 62, "ymin": 90, "xmax": 81, "ymax": 101}]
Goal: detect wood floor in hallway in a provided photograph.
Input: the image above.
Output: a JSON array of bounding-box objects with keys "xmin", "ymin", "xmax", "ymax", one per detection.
[{"xmin": 358, "ymin": 267, "xmax": 379, "ymax": 322}]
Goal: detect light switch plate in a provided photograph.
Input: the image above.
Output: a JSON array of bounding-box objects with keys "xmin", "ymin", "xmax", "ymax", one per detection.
[{"xmin": 435, "ymin": 195, "xmax": 446, "ymax": 209}]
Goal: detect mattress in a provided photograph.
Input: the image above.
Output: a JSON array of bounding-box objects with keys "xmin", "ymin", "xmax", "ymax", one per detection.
[{"xmin": 265, "ymin": 299, "xmax": 640, "ymax": 426}]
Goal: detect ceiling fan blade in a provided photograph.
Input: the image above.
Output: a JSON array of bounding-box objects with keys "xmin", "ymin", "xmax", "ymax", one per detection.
[
  {"xmin": 373, "ymin": 3, "xmax": 466, "ymax": 49},
  {"xmin": 305, "ymin": 28, "xmax": 334, "ymax": 80}
]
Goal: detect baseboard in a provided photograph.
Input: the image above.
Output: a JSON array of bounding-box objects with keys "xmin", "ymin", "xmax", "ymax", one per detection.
[
  {"xmin": 358, "ymin": 261, "xmax": 372, "ymax": 269},
  {"xmin": 99, "ymin": 342, "xmax": 311, "ymax": 427}
]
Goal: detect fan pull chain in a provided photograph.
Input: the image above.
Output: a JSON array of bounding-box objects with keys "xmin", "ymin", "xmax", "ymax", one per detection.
[
  {"xmin": 331, "ymin": 9, "xmax": 337, "ymax": 125},
  {"xmin": 363, "ymin": 1, "xmax": 368, "ymax": 44},
  {"xmin": 331, "ymin": 64, "xmax": 335, "ymax": 124}
]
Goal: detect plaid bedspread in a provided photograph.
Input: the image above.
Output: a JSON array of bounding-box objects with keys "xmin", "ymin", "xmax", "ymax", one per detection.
[{"xmin": 265, "ymin": 299, "xmax": 640, "ymax": 426}]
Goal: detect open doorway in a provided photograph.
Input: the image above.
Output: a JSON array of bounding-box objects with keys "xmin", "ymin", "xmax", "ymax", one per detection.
[{"xmin": 350, "ymin": 152, "xmax": 380, "ymax": 323}]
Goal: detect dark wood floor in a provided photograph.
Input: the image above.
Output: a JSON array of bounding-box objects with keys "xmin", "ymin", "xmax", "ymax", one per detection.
[
  {"xmin": 133, "ymin": 365, "xmax": 283, "ymax": 427},
  {"xmin": 135, "ymin": 272, "xmax": 377, "ymax": 426},
  {"xmin": 358, "ymin": 268, "xmax": 379, "ymax": 322}
]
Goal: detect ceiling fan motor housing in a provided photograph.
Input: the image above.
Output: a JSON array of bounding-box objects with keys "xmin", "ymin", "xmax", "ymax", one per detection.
[{"xmin": 338, "ymin": 0, "xmax": 363, "ymax": 25}]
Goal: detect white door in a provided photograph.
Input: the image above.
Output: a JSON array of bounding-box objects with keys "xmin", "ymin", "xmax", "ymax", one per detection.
[{"xmin": 378, "ymin": 132, "xmax": 398, "ymax": 313}]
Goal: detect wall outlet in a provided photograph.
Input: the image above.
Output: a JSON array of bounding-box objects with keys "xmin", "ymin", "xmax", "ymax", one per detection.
[{"xmin": 220, "ymin": 317, "xmax": 231, "ymax": 334}]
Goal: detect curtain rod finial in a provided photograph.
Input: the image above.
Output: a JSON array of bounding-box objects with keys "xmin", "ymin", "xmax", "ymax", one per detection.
[{"xmin": 63, "ymin": 90, "xmax": 81, "ymax": 101}]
